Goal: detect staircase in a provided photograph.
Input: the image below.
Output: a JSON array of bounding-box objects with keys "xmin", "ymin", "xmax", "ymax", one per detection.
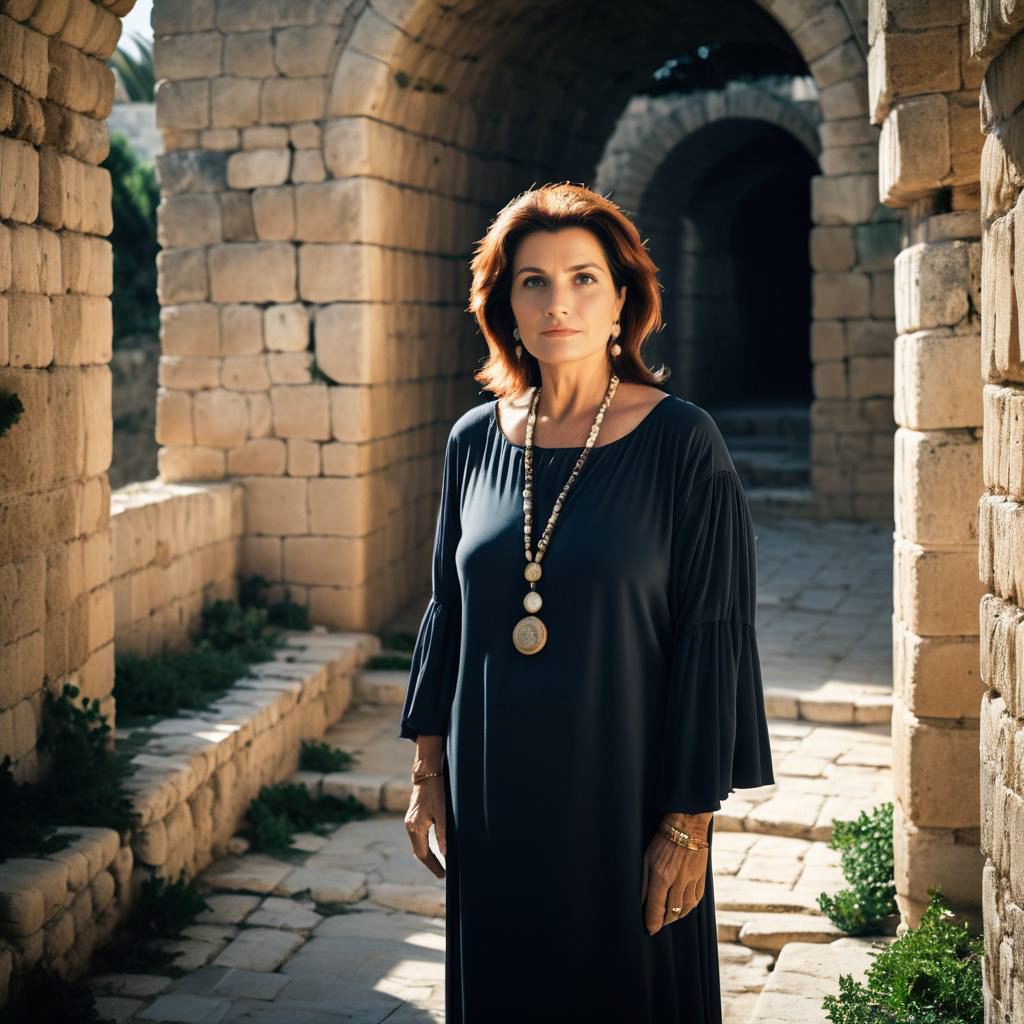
[{"xmin": 710, "ymin": 400, "xmax": 816, "ymax": 519}]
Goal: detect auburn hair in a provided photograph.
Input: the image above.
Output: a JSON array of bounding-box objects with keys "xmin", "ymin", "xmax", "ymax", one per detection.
[{"xmin": 467, "ymin": 182, "xmax": 669, "ymax": 399}]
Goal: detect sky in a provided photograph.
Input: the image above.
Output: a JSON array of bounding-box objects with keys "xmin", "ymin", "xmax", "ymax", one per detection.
[{"xmin": 119, "ymin": 0, "xmax": 154, "ymax": 59}]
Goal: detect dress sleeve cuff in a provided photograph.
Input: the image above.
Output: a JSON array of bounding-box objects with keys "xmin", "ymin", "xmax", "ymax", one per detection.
[{"xmin": 399, "ymin": 596, "xmax": 461, "ymax": 741}]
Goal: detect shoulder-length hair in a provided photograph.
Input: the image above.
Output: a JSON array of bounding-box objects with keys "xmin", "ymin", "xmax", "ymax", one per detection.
[{"xmin": 468, "ymin": 182, "xmax": 669, "ymax": 399}]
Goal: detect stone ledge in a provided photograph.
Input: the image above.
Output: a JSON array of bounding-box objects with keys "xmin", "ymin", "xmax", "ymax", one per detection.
[{"xmin": 0, "ymin": 625, "xmax": 379, "ymax": 1005}]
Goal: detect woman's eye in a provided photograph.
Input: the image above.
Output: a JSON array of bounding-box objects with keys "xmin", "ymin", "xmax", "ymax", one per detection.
[{"xmin": 523, "ymin": 273, "xmax": 596, "ymax": 287}]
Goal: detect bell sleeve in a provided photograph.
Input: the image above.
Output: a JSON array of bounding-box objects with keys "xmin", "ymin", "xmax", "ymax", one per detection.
[
  {"xmin": 657, "ymin": 434, "xmax": 775, "ymax": 814},
  {"xmin": 399, "ymin": 428, "xmax": 463, "ymax": 741}
]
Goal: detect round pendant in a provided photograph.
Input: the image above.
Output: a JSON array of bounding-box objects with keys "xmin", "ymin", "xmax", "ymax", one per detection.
[
  {"xmin": 512, "ymin": 614, "xmax": 547, "ymax": 655},
  {"xmin": 523, "ymin": 590, "xmax": 542, "ymax": 613},
  {"xmin": 524, "ymin": 561, "xmax": 542, "ymax": 582}
]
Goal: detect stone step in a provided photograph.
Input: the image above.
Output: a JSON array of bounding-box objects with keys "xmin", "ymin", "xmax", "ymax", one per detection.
[
  {"xmin": 728, "ymin": 446, "xmax": 811, "ymax": 489},
  {"xmin": 717, "ymin": 910, "xmax": 846, "ymax": 951},
  {"xmin": 763, "ymin": 685, "xmax": 892, "ymax": 725},
  {"xmin": 353, "ymin": 668, "xmax": 407, "ymax": 705},
  {"xmin": 745, "ymin": 485, "xmax": 819, "ymax": 520}
]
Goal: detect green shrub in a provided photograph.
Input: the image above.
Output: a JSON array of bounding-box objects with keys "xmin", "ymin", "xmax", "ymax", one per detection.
[
  {"xmin": 0, "ymin": 387, "xmax": 25, "ymax": 440},
  {"xmin": 91, "ymin": 872, "xmax": 210, "ymax": 977},
  {"xmin": 239, "ymin": 574, "xmax": 312, "ymax": 631},
  {"xmin": 822, "ymin": 887, "xmax": 983, "ymax": 1024},
  {"xmin": 114, "ymin": 598, "xmax": 288, "ymax": 718},
  {"xmin": 245, "ymin": 782, "xmax": 370, "ymax": 854},
  {"xmin": 818, "ymin": 801, "xmax": 897, "ymax": 935},
  {"xmin": 299, "ymin": 740, "xmax": 357, "ymax": 774},
  {"xmin": 0, "ymin": 966, "xmax": 113, "ymax": 1024}
]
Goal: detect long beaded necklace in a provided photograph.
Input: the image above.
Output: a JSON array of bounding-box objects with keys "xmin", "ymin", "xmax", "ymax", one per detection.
[{"xmin": 511, "ymin": 373, "xmax": 621, "ymax": 655}]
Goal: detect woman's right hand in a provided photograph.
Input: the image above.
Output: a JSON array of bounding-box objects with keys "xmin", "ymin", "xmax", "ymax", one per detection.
[{"xmin": 404, "ymin": 777, "xmax": 447, "ymax": 879}]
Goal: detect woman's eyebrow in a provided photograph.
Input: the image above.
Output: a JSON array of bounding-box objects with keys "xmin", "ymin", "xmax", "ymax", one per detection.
[{"xmin": 513, "ymin": 263, "xmax": 602, "ymax": 277}]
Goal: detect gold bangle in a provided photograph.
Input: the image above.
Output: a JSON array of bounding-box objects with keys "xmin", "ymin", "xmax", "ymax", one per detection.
[
  {"xmin": 412, "ymin": 769, "xmax": 443, "ymax": 783},
  {"xmin": 658, "ymin": 821, "xmax": 708, "ymax": 851}
]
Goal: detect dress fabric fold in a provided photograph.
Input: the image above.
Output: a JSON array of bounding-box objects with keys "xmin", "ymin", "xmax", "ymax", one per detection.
[{"xmin": 399, "ymin": 395, "xmax": 776, "ymax": 1023}]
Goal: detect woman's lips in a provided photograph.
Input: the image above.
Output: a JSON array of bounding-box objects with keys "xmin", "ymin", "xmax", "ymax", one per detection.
[{"xmin": 541, "ymin": 329, "xmax": 579, "ymax": 335}]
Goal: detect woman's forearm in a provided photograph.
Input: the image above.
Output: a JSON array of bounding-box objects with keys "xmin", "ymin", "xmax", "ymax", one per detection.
[{"xmin": 413, "ymin": 734, "xmax": 445, "ymax": 774}]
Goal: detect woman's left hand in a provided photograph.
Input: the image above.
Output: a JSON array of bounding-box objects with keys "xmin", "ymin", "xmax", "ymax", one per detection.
[{"xmin": 641, "ymin": 831, "xmax": 708, "ymax": 936}]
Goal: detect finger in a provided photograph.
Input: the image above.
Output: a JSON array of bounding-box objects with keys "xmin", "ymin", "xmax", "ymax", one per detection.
[
  {"xmin": 680, "ymin": 876, "xmax": 698, "ymax": 917},
  {"xmin": 644, "ymin": 866, "xmax": 669, "ymax": 935},
  {"xmin": 420, "ymin": 849, "xmax": 445, "ymax": 879},
  {"xmin": 664, "ymin": 871, "xmax": 687, "ymax": 926},
  {"xmin": 640, "ymin": 853, "xmax": 649, "ymax": 905},
  {"xmin": 434, "ymin": 803, "xmax": 447, "ymax": 859},
  {"xmin": 407, "ymin": 821, "xmax": 444, "ymax": 878}
]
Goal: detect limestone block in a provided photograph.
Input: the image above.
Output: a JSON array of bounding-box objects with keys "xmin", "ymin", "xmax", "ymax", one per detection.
[
  {"xmin": 0, "ymin": 136, "xmax": 39, "ymax": 222},
  {"xmin": 200, "ymin": 128, "xmax": 239, "ymax": 151},
  {"xmin": 810, "ymin": 225, "xmax": 855, "ymax": 271},
  {"xmin": 894, "ymin": 240, "xmax": 975, "ymax": 332},
  {"xmin": 260, "ymin": 76, "xmax": 325, "ymax": 124},
  {"xmin": 252, "ymin": 186, "xmax": 295, "ymax": 241},
  {"xmin": 158, "ymin": 354, "xmax": 221, "ymax": 390},
  {"xmin": 948, "ymin": 91, "xmax": 985, "ymax": 186},
  {"xmin": 155, "ymin": 78, "xmax": 210, "ymax": 130},
  {"xmin": 983, "ymin": 384, "xmax": 1024, "ymax": 496},
  {"xmin": 286, "ymin": 439, "xmax": 319, "ymax": 476},
  {"xmin": 10, "ymin": 224, "xmax": 59, "ymax": 294},
  {"xmin": 242, "ymin": 125, "xmax": 288, "ymax": 150},
  {"xmin": 211, "ymin": 76, "xmax": 261, "ymax": 129},
  {"xmin": 329, "ymin": 384, "xmax": 377, "ymax": 443},
  {"xmin": 227, "ymin": 439, "xmax": 287, "ymax": 475},
  {"xmin": 308, "ymin": 477, "xmax": 377, "ymax": 536},
  {"xmin": 265, "ymin": 304, "xmax": 308, "ymax": 352},
  {"xmin": 212, "ymin": 926, "xmax": 303, "ymax": 971},
  {"xmin": 156, "ymin": 149, "xmax": 227, "ymax": 197},
  {"xmin": 894, "ymin": 618, "xmax": 983, "ymax": 720},
  {"xmin": 299, "ymin": 243, "xmax": 381, "ymax": 302},
  {"xmin": 294, "ymin": 180, "xmax": 361, "ymax": 242},
  {"xmin": 50, "ymin": 294, "xmax": 112, "ymax": 365},
  {"xmin": 0, "ymin": 857, "xmax": 69, "ymax": 934},
  {"xmin": 869, "ymin": 27, "xmax": 961, "ymax": 123},
  {"xmin": 221, "ymin": 354, "xmax": 269, "ymax": 391},
  {"xmin": 220, "ymin": 299, "xmax": 262, "ymax": 356},
  {"xmin": 223, "ymin": 31, "xmax": 274, "ymax": 77},
  {"xmin": 155, "ymin": 389, "xmax": 193, "ymax": 446},
  {"xmin": 848, "ymin": 354, "xmax": 893, "ymax": 398},
  {"xmin": 267, "ymin": 352, "xmax": 312, "ymax": 383},
  {"xmin": 820, "ymin": 75, "xmax": 870, "ymax": 121},
  {"xmin": 226, "ymin": 148, "xmax": 291, "ymax": 190},
  {"xmin": 978, "ymin": 592, "xmax": 1024, "ymax": 717},
  {"xmin": 244, "ymin": 478, "xmax": 308, "ymax": 534},
  {"xmin": 208, "ymin": 243, "xmax": 296, "ymax": 303},
  {"xmin": 811, "ymin": 173, "xmax": 880, "ymax": 225},
  {"xmin": 91, "ymin": 869, "xmax": 115, "ymax": 914},
  {"xmin": 157, "ymin": 194, "xmax": 222, "ymax": 248},
  {"xmin": 61, "ymin": 232, "xmax": 112, "ymax": 296},
  {"xmin": 270, "ymin": 383, "xmax": 330, "ymax": 440},
  {"xmin": 891, "ymin": 693, "xmax": 980, "ymax": 827},
  {"xmin": 273, "ymin": 25, "xmax": 335, "ymax": 76},
  {"xmin": 43, "ymin": 909, "xmax": 74, "ymax": 961},
  {"xmin": 290, "ymin": 123, "xmax": 320, "ymax": 149},
  {"xmin": 153, "ymin": 31, "xmax": 222, "ymax": 79},
  {"xmin": 8, "ymin": 294, "xmax": 52, "ymax": 367},
  {"xmin": 48, "ymin": 42, "xmax": 115, "ymax": 119},
  {"xmin": 161, "ymin": 303, "xmax": 220, "ymax": 357},
  {"xmin": 895, "ymin": 328, "xmax": 982, "ymax": 428},
  {"xmin": 980, "ymin": 210, "xmax": 1019, "ymax": 383},
  {"xmin": 219, "ymin": 191, "xmax": 256, "ymax": 241},
  {"xmin": 893, "ymin": 536, "xmax": 984, "ymax": 635},
  {"xmin": 812, "ymin": 272, "xmax": 871, "ymax": 318},
  {"xmin": 811, "ymin": 320, "xmax": 844, "ymax": 362},
  {"xmin": 247, "ymin": 392, "xmax": 272, "ymax": 439},
  {"xmin": 157, "ymin": 247, "xmax": 209, "ymax": 305},
  {"xmin": 327, "ymin": 47, "xmax": 388, "ymax": 118},
  {"xmin": 291, "ymin": 149, "xmax": 326, "ymax": 183},
  {"xmin": 193, "ymin": 389, "xmax": 248, "ymax": 448}
]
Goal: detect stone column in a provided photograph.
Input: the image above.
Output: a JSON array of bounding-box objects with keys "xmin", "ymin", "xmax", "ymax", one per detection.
[
  {"xmin": 969, "ymin": 0, "xmax": 1024, "ymax": 1015},
  {"xmin": 869, "ymin": 0, "xmax": 988, "ymax": 928}
]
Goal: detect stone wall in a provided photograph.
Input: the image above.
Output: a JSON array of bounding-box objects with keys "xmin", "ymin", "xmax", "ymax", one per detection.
[
  {"xmin": 0, "ymin": 0, "xmax": 127, "ymax": 782},
  {"xmin": 970, "ymin": 0, "xmax": 1024, "ymax": 1015}
]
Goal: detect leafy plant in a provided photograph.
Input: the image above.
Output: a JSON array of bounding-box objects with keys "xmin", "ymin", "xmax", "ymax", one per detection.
[
  {"xmin": 238, "ymin": 575, "xmax": 311, "ymax": 631},
  {"xmin": 101, "ymin": 132, "xmax": 158, "ymax": 344},
  {"xmin": 818, "ymin": 801, "xmax": 897, "ymax": 935},
  {"xmin": 90, "ymin": 872, "xmax": 210, "ymax": 977},
  {"xmin": 0, "ymin": 756, "xmax": 76, "ymax": 862},
  {"xmin": 0, "ymin": 966, "xmax": 113, "ymax": 1024},
  {"xmin": 108, "ymin": 33, "xmax": 154, "ymax": 102},
  {"xmin": 245, "ymin": 782, "xmax": 370, "ymax": 854},
  {"xmin": 0, "ymin": 387, "xmax": 24, "ymax": 439},
  {"xmin": 299, "ymin": 740, "xmax": 356, "ymax": 774},
  {"xmin": 114, "ymin": 598, "xmax": 288, "ymax": 718},
  {"xmin": 823, "ymin": 887, "xmax": 983, "ymax": 1024}
]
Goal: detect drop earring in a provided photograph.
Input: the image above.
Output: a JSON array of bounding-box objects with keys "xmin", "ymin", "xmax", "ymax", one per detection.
[
  {"xmin": 513, "ymin": 326, "xmax": 522, "ymax": 359},
  {"xmin": 609, "ymin": 320, "xmax": 622, "ymax": 358}
]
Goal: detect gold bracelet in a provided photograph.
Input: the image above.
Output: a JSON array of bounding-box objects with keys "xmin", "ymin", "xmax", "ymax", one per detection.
[
  {"xmin": 412, "ymin": 769, "xmax": 443, "ymax": 783},
  {"xmin": 657, "ymin": 821, "xmax": 709, "ymax": 851}
]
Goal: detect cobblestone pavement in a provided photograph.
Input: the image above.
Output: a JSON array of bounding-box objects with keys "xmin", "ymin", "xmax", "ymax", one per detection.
[{"xmin": 87, "ymin": 517, "xmax": 895, "ymax": 1023}]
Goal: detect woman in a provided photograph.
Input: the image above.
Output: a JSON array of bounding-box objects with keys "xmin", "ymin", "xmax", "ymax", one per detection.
[{"xmin": 399, "ymin": 182, "xmax": 775, "ymax": 1022}]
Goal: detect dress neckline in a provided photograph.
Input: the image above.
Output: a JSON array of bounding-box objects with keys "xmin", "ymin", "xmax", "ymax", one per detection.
[{"xmin": 492, "ymin": 393, "xmax": 671, "ymax": 452}]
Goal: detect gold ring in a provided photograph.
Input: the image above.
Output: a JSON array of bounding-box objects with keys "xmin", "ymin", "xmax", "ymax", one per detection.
[{"xmin": 670, "ymin": 907, "xmax": 681, "ymax": 913}]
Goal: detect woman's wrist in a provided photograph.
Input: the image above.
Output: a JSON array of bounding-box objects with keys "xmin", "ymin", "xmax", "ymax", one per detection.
[{"xmin": 661, "ymin": 811, "xmax": 712, "ymax": 842}]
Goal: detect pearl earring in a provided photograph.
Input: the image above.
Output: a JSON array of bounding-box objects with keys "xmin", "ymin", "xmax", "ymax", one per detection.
[
  {"xmin": 513, "ymin": 326, "xmax": 522, "ymax": 359},
  {"xmin": 609, "ymin": 319, "xmax": 622, "ymax": 358}
]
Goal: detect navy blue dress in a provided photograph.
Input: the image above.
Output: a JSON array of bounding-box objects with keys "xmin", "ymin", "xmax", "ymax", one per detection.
[{"xmin": 399, "ymin": 393, "xmax": 775, "ymax": 1023}]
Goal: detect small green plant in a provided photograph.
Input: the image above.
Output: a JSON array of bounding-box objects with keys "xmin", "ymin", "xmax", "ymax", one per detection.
[
  {"xmin": 818, "ymin": 801, "xmax": 897, "ymax": 935},
  {"xmin": 239, "ymin": 574, "xmax": 312, "ymax": 631},
  {"xmin": 0, "ymin": 966, "xmax": 113, "ymax": 1024},
  {"xmin": 299, "ymin": 740, "xmax": 357, "ymax": 774},
  {"xmin": 90, "ymin": 872, "xmax": 211, "ymax": 978},
  {"xmin": 822, "ymin": 887, "xmax": 983, "ymax": 1024},
  {"xmin": 0, "ymin": 756, "xmax": 76, "ymax": 862},
  {"xmin": 245, "ymin": 782, "xmax": 370, "ymax": 854},
  {"xmin": 115, "ymin": 598, "xmax": 289, "ymax": 718}
]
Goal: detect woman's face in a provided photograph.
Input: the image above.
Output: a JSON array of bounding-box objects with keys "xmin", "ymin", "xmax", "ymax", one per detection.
[{"xmin": 509, "ymin": 226, "xmax": 626, "ymax": 366}]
